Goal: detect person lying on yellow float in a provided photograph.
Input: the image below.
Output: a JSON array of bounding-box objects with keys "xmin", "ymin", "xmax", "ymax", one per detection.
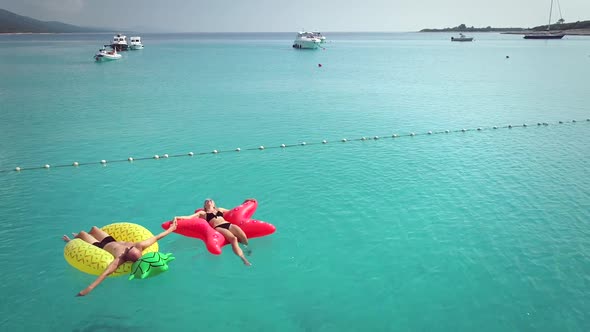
[{"xmin": 62, "ymin": 219, "xmax": 177, "ymax": 296}]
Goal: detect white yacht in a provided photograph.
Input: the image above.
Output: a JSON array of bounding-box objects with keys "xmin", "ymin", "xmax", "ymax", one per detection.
[
  {"xmin": 94, "ymin": 46, "xmax": 122, "ymax": 62},
  {"xmin": 129, "ymin": 36, "xmax": 144, "ymax": 50},
  {"xmin": 292, "ymin": 32, "xmax": 321, "ymax": 49},
  {"xmin": 110, "ymin": 34, "xmax": 128, "ymax": 51}
]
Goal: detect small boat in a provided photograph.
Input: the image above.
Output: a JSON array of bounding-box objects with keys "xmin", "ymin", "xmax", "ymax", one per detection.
[
  {"xmin": 110, "ymin": 34, "xmax": 129, "ymax": 51},
  {"xmin": 292, "ymin": 32, "xmax": 321, "ymax": 49},
  {"xmin": 524, "ymin": 0, "xmax": 565, "ymax": 39},
  {"xmin": 94, "ymin": 46, "xmax": 122, "ymax": 62},
  {"xmin": 129, "ymin": 36, "xmax": 144, "ymax": 50},
  {"xmin": 451, "ymin": 33, "xmax": 474, "ymax": 42}
]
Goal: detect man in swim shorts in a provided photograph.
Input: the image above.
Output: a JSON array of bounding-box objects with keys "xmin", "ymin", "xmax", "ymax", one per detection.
[{"xmin": 62, "ymin": 219, "xmax": 177, "ymax": 296}]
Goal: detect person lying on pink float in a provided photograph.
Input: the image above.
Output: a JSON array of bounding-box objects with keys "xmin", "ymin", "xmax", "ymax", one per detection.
[{"xmin": 162, "ymin": 198, "xmax": 275, "ymax": 266}]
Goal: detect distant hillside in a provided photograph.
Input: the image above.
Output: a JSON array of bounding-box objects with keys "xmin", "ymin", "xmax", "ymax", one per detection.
[
  {"xmin": 420, "ymin": 20, "xmax": 590, "ymax": 32},
  {"xmin": 420, "ymin": 24, "xmax": 524, "ymax": 33},
  {"xmin": 530, "ymin": 20, "xmax": 590, "ymax": 31},
  {"xmin": 0, "ymin": 8, "xmax": 105, "ymax": 33}
]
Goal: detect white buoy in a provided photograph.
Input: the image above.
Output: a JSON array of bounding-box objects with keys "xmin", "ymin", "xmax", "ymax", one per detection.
[
  {"xmin": 410, "ymin": 132, "xmax": 415, "ymax": 136},
  {"xmin": 361, "ymin": 137, "xmax": 367, "ymax": 141},
  {"xmin": 15, "ymin": 167, "xmax": 21, "ymax": 172},
  {"xmin": 374, "ymin": 136, "xmax": 379, "ymax": 140},
  {"xmin": 44, "ymin": 164, "xmax": 50, "ymax": 169},
  {"xmin": 280, "ymin": 144, "xmax": 286, "ymax": 148},
  {"xmin": 428, "ymin": 131, "xmax": 432, "ymax": 135},
  {"xmin": 163, "ymin": 154, "xmax": 169, "ymax": 158},
  {"xmin": 392, "ymin": 134, "xmax": 398, "ymax": 138},
  {"xmin": 445, "ymin": 130, "xmax": 450, "ymax": 133},
  {"xmin": 154, "ymin": 155, "xmax": 160, "ymax": 159},
  {"xmin": 100, "ymin": 160, "xmax": 107, "ymax": 164},
  {"xmin": 212, "ymin": 150, "xmax": 218, "ymax": 154},
  {"xmin": 341, "ymin": 138, "xmax": 347, "ymax": 142},
  {"xmin": 477, "ymin": 128, "xmax": 482, "ymax": 131},
  {"xmin": 73, "ymin": 162, "xmax": 79, "ymax": 167},
  {"xmin": 301, "ymin": 142, "xmax": 306, "ymax": 146},
  {"xmin": 128, "ymin": 157, "xmax": 134, "ymax": 161},
  {"xmin": 236, "ymin": 148, "xmax": 241, "ymax": 152},
  {"xmin": 322, "ymin": 140, "xmax": 327, "ymax": 144},
  {"xmin": 462, "ymin": 129, "xmax": 466, "ymax": 132},
  {"xmin": 493, "ymin": 126, "xmax": 498, "ymax": 129},
  {"xmin": 259, "ymin": 146, "xmax": 265, "ymax": 150},
  {"xmin": 188, "ymin": 152, "xmax": 194, "ymax": 156}
]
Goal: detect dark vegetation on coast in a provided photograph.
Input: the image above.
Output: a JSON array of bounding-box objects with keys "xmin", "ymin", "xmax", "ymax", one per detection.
[
  {"xmin": 420, "ymin": 20, "xmax": 590, "ymax": 33},
  {"xmin": 420, "ymin": 24, "xmax": 524, "ymax": 32},
  {"xmin": 529, "ymin": 20, "xmax": 590, "ymax": 31}
]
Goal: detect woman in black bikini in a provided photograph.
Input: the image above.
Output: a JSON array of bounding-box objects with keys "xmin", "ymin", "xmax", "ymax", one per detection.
[
  {"xmin": 174, "ymin": 199, "xmax": 252, "ymax": 266},
  {"xmin": 62, "ymin": 219, "xmax": 177, "ymax": 296}
]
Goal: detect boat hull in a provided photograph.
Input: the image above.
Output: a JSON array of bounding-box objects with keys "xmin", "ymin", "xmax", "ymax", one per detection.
[
  {"xmin": 523, "ymin": 34, "xmax": 564, "ymax": 39},
  {"xmin": 110, "ymin": 44, "xmax": 129, "ymax": 51},
  {"xmin": 129, "ymin": 44, "xmax": 144, "ymax": 50},
  {"xmin": 293, "ymin": 40, "xmax": 320, "ymax": 49},
  {"xmin": 95, "ymin": 54, "xmax": 122, "ymax": 62},
  {"xmin": 451, "ymin": 37, "xmax": 474, "ymax": 42}
]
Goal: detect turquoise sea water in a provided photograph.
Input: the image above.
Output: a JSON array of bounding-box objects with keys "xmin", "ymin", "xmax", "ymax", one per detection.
[{"xmin": 1, "ymin": 32, "xmax": 589, "ymax": 331}]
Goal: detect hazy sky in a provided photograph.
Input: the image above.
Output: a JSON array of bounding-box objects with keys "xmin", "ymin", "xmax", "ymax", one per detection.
[{"xmin": 1, "ymin": 0, "xmax": 589, "ymax": 32}]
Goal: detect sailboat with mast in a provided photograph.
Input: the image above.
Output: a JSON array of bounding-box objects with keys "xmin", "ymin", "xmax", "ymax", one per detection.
[{"xmin": 524, "ymin": 0, "xmax": 565, "ymax": 39}]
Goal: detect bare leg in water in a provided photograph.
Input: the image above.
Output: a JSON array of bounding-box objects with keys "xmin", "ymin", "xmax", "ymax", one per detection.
[
  {"xmin": 216, "ymin": 228, "xmax": 251, "ymax": 266},
  {"xmin": 229, "ymin": 224, "xmax": 251, "ymax": 255},
  {"xmin": 62, "ymin": 229, "xmax": 99, "ymax": 243}
]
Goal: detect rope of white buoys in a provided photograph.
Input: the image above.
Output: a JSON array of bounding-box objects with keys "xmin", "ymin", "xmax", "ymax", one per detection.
[{"xmin": 3, "ymin": 119, "xmax": 588, "ymax": 173}]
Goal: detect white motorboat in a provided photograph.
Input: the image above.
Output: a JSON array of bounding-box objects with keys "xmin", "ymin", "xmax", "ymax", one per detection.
[
  {"xmin": 292, "ymin": 32, "xmax": 321, "ymax": 49},
  {"xmin": 451, "ymin": 33, "xmax": 474, "ymax": 42},
  {"xmin": 110, "ymin": 34, "xmax": 129, "ymax": 51},
  {"xmin": 129, "ymin": 36, "xmax": 144, "ymax": 50},
  {"xmin": 94, "ymin": 47, "xmax": 122, "ymax": 62}
]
